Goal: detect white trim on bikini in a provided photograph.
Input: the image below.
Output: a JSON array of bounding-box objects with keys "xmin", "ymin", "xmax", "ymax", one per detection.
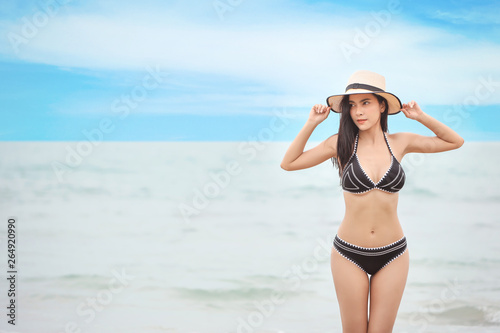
[
  {"xmin": 334, "ymin": 239, "xmax": 407, "ymax": 256},
  {"xmin": 333, "ymin": 235, "xmax": 409, "ymax": 275},
  {"xmin": 341, "ymin": 131, "xmax": 405, "ymax": 194},
  {"xmin": 335, "ymin": 234, "xmax": 406, "ymax": 250}
]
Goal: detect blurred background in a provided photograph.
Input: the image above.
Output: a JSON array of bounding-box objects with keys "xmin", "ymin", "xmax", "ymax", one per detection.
[{"xmin": 0, "ymin": 0, "xmax": 499, "ymax": 332}]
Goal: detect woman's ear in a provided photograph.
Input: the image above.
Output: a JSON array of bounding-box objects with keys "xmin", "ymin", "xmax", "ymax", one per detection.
[{"xmin": 380, "ymin": 100, "xmax": 387, "ymax": 113}]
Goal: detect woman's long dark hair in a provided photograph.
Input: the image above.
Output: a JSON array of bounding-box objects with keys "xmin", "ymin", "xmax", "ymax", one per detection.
[{"xmin": 331, "ymin": 93, "xmax": 389, "ymax": 177}]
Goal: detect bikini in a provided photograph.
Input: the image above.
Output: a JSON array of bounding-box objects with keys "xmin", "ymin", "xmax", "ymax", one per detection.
[
  {"xmin": 333, "ymin": 132, "xmax": 408, "ymax": 275},
  {"xmin": 342, "ymin": 132, "xmax": 405, "ymax": 194}
]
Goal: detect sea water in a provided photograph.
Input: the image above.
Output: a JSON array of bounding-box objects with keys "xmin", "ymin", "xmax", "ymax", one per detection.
[{"xmin": 0, "ymin": 141, "xmax": 499, "ymax": 333}]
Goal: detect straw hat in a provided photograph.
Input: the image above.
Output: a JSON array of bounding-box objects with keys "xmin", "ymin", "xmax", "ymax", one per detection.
[{"xmin": 326, "ymin": 70, "xmax": 402, "ymax": 115}]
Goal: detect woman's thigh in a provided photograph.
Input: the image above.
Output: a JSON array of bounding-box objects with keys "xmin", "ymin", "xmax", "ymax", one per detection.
[
  {"xmin": 331, "ymin": 247, "xmax": 370, "ymax": 333},
  {"xmin": 368, "ymin": 249, "xmax": 410, "ymax": 333}
]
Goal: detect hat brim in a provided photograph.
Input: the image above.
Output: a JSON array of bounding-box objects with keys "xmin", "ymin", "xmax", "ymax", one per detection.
[{"xmin": 326, "ymin": 89, "xmax": 402, "ymax": 115}]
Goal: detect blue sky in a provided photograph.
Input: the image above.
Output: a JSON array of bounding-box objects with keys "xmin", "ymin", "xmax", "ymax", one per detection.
[{"xmin": 0, "ymin": 0, "xmax": 499, "ymax": 141}]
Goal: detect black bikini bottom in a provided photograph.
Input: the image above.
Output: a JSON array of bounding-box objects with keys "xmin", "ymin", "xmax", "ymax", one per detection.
[{"xmin": 333, "ymin": 234, "xmax": 407, "ymax": 276}]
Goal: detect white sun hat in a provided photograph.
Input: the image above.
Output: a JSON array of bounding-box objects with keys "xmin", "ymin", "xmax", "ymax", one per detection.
[{"xmin": 326, "ymin": 70, "xmax": 402, "ymax": 115}]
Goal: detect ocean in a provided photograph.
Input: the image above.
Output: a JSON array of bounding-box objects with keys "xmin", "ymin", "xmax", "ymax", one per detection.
[{"xmin": 0, "ymin": 141, "xmax": 499, "ymax": 333}]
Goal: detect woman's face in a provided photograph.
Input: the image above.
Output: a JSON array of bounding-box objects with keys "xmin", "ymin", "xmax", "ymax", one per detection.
[{"xmin": 348, "ymin": 93, "xmax": 385, "ymax": 130}]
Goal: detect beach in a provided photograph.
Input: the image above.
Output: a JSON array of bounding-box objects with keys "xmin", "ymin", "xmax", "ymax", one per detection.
[{"xmin": 0, "ymin": 141, "xmax": 499, "ymax": 332}]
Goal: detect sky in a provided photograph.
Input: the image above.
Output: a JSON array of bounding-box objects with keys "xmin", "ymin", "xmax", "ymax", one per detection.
[{"xmin": 0, "ymin": 0, "xmax": 499, "ymax": 141}]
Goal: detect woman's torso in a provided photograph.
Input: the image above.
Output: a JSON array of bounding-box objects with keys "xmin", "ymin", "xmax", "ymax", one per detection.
[{"xmin": 336, "ymin": 132, "xmax": 406, "ymax": 247}]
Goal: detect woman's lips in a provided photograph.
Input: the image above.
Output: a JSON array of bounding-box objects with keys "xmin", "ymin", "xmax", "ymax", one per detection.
[{"xmin": 357, "ymin": 119, "xmax": 367, "ymax": 124}]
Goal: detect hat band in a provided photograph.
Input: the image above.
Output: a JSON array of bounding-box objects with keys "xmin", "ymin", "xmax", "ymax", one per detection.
[{"xmin": 345, "ymin": 83, "xmax": 384, "ymax": 93}]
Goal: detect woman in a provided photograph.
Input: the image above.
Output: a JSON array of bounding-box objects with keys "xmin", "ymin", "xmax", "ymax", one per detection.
[{"xmin": 280, "ymin": 70, "xmax": 464, "ymax": 332}]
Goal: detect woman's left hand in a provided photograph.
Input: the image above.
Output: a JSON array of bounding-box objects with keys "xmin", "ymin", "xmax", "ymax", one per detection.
[{"xmin": 400, "ymin": 100, "xmax": 424, "ymax": 120}]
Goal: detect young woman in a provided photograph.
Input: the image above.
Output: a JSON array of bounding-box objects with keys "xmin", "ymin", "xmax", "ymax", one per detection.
[{"xmin": 280, "ymin": 70, "xmax": 464, "ymax": 332}]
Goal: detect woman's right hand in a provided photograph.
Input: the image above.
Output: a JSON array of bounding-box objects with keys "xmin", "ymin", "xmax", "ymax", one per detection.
[{"xmin": 308, "ymin": 104, "xmax": 331, "ymax": 125}]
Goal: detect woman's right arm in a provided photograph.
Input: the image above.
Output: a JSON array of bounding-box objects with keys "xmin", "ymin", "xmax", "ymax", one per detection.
[{"xmin": 280, "ymin": 104, "xmax": 338, "ymax": 171}]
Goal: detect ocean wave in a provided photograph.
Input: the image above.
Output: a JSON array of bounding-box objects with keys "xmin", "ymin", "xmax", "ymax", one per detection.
[
  {"xmin": 400, "ymin": 304, "xmax": 500, "ymax": 327},
  {"xmin": 438, "ymin": 305, "xmax": 500, "ymax": 326},
  {"xmin": 404, "ymin": 187, "xmax": 439, "ymax": 197},
  {"xmin": 25, "ymin": 273, "xmax": 117, "ymax": 289},
  {"xmin": 411, "ymin": 257, "xmax": 500, "ymax": 268},
  {"xmin": 172, "ymin": 286, "xmax": 298, "ymax": 301}
]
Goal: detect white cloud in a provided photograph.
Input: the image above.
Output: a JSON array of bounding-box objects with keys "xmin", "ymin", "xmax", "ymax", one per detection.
[
  {"xmin": 1, "ymin": 0, "xmax": 499, "ymax": 113},
  {"xmin": 431, "ymin": 8, "xmax": 500, "ymax": 25}
]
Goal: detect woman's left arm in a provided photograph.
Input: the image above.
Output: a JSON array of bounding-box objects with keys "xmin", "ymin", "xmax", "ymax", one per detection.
[{"xmin": 399, "ymin": 100, "xmax": 465, "ymax": 154}]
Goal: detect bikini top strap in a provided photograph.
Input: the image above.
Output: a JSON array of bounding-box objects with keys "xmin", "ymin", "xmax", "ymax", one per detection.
[
  {"xmin": 342, "ymin": 134, "xmax": 359, "ymax": 171},
  {"xmin": 382, "ymin": 132, "xmax": 394, "ymax": 156},
  {"xmin": 351, "ymin": 133, "xmax": 359, "ymax": 157}
]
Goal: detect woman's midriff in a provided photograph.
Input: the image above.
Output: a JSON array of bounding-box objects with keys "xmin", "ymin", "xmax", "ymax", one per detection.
[{"xmin": 336, "ymin": 190, "xmax": 404, "ymax": 247}]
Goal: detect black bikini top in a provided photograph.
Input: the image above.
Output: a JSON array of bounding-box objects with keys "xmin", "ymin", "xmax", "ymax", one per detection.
[{"xmin": 341, "ymin": 132, "xmax": 405, "ymax": 194}]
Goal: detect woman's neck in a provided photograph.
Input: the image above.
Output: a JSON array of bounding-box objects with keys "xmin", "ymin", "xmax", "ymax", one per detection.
[{"xmin": 358, "ymin": 126, "xmax": 384, "ymax": 145}]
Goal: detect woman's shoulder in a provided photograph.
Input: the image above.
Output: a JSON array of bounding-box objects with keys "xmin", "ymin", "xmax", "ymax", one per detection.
[
  {"xmin": 325, "ymin": 133, "xmax": 339, "ymax": 146},
  {"xmin": 386, "ymin": 132, "xmax": 415, "ymax": 142},
  {"xmin": 320, "ymin": 133, "xmax": 339, "ymax": 156},
  {"xmin": 385, "ymin": 132, "xmax": 415, "ymax": 152}
]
